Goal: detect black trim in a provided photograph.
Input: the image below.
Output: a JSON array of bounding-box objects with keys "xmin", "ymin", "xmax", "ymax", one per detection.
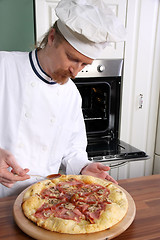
[
  {"xmin": 35, "ymin": 49, "xmax": 51, "ymax": 78},
  {"xmin": 29, "ymin": 51, "xmax": 56, "ymax": 85}
]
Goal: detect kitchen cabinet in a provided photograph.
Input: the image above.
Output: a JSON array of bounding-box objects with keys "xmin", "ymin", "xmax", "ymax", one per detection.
[
  {"xmin": 120, "ymin": 0, "xmax": 160, "ymax": 178},
  {"xmin": 104, "ymin": 159, "xmax": 150, "ymax": 180},
  {"xmin": 153, "ymin": 96, "xmax": 160, "ymax": 174},
  {"xmin": 34, "ymin": 0, "xmax": 160, "ymax": 180}
]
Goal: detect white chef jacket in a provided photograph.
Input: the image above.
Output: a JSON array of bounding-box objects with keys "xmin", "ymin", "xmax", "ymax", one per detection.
[{"xmin": 0, "ymin": 50, "xmax": 90, "ymax": 197}]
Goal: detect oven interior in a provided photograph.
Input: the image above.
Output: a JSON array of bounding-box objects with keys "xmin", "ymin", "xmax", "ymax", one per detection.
[{"xmin": 75, "ymin": 77, "xmax": 120, "ymax": 139}]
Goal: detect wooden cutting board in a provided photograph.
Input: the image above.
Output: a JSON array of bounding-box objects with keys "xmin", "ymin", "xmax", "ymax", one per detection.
[{"xmin": 13, "ymin": 184, "xmax": 136, "ymax": 240}]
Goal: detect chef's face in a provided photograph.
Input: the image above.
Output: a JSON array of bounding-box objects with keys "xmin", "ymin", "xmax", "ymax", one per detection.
[{"xmin": 45, "ymin": 28, "xmax": 94, "ymax": 84}]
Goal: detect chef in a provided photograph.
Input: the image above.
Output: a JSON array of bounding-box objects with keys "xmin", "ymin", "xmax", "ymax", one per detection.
[{"xmin": 0, "ymin": 0, "xmax": 126, "ymax": 197}]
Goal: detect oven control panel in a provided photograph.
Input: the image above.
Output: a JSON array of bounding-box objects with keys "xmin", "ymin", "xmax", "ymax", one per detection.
[{"xmin": 76, "ymin": 59, "xmax": 123, "ymax": 78}]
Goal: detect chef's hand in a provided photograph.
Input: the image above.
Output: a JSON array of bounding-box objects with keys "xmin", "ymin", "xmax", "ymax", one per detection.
[
  {"xmin": 81, "ymin": 162, "xmax": 118, "ymax": 184},
  {"xmin": 0, "ymin": 148, "xmax": 30, "ymax": 188}
]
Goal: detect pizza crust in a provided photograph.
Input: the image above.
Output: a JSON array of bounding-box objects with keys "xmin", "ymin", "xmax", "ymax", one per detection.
[{"xmin": 22, "ymin": 175, "xmax": 128, "ymax": 234}]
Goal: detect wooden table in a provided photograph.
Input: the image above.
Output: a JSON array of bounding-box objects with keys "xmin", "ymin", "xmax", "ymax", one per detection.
[{"xmin": 0, "ymin": 174, "xmax": 160, "ymax": 240}]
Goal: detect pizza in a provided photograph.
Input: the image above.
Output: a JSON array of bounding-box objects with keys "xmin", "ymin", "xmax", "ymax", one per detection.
[{"xmin": 22, "ymin": 175, "xmax": 128, "ymax": 234}]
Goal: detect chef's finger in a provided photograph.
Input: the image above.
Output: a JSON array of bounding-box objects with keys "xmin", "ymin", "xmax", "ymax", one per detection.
[
  {"xmin": 97, "ymin": 163, "xmax": 110, "ymax": 171},
  {"xmin": 5, "ymin": 153, "xmax": 28, "ymax": 176},
  {"xmin": 0, "ymin": 177, "xmax": 16, "ymax": 184},
  {"xmin": 105, "ymin": 174, "xmax": 118, "ymax": 184},
  {"xmin": 1, "ymin": 170, "xmax": 30, "ymax": 182},
  {"xmin": 1, "ymin": 181, "xmax": 15, "ymax": 188},
  {"xmin": 11, "ymin": 168, "xmax": 30, "ymax": 176}
]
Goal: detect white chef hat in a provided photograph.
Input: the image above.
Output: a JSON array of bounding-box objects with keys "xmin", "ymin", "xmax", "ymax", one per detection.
[{"xmin": 55, "ymin": 0, "xmax": 126, "ymax": 59}]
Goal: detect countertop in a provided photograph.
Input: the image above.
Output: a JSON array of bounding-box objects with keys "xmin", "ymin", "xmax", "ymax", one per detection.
[{"xmin": 0, "ymin": 174, "xmax": 160, "ymax": 240}]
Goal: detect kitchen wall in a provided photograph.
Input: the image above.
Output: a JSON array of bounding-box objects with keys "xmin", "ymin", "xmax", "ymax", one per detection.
[{"xmin": 0, "ymin": 0, "xmax": 35, "ymax": 51}]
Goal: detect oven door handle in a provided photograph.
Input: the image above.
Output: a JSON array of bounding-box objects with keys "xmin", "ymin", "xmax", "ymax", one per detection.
[{"xmin": 109, "ymin": 161, "xmax": 128, "ymax": 169}]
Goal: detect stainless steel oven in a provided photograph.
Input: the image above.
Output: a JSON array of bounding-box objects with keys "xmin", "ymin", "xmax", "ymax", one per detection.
[{"xmin": 73, "ymin": 59, "xmax": 148, "ymax": 165}]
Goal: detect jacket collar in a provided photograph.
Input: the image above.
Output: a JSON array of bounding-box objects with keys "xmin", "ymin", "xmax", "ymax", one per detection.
[{"xmin": 29, "ymin": 49, "xmax": 57, "ymax": 85}]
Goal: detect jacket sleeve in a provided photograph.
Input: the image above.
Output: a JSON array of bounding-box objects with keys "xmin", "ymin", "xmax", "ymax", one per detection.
[{"xmin": 61, "ymin": 97, "xmax": 90, "ymax": 175}]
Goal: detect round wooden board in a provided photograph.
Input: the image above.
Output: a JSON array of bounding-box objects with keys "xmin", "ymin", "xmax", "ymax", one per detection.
[{"xmin": 13, "ymin": 184, "xmax": 136, "ymax": 240}]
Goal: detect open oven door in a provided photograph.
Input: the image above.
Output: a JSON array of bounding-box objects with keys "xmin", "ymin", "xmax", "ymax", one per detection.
[{"xmin": 73, "ymin": 59, "xmax": 149, "ymax": 163}]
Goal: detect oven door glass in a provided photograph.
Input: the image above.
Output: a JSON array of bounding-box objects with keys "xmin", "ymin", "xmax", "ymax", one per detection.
[{"xmin": 74, "ymin": 77, "xmax": 121, "ymax": 139}]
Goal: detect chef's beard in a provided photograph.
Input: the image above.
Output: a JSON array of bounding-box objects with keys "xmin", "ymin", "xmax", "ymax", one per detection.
[{"xmin": 50, "ymin": 69, "xmax": 75, "ymax": 85}]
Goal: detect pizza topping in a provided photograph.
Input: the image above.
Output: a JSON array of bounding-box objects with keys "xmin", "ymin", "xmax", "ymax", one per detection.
[
  {"xmin": 83, "ymin": 202, "xmax": 107, "ymax": 223},
  {"xmin": 85, "ymin": 210, "xmax": 101, "ymax": 223},
  {"xmin": 35, "ymin": 203, "xmax": 53, "ymax": 219},
  {"xmin": 35, "ymin": 193, "xmax": 40, "ymax": 197},
  {"xmin": 43, "ymin": 211, "xmax": 51, "ymax": 218},
  {"xmin": 36, "ymin": 203, "xmax": 49, "ymax": 212},
  {"xmin": 87, "ymin": 204, "xmax": 98, "ymax": 212},
  {"xmin": 97, "ymin": 189, "xmax": 105, "ymax": 194},
  {"xmin": 33, "ymin": 178, "xmax": 113, "ymax": 223},
  {"xmin": 52, "ymin": 202, "xmax": 85, "ymax": 222},
  {"xmin": 64, "ymin": 203, "xmax": 75, "ymax": 210},
  {"xmin": 48, "ymin": 198, "xmax": 60, "ymax": 205},
  {"xmin": 76, "ymin": 201, "xmax": 89, "ymax": 212},
  {"xmin": 40, "ymin": 187, "xmax": 66, "ymax": 200}
]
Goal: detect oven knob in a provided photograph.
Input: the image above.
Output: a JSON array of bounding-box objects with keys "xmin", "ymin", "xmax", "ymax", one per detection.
[{"xmin": 97, "ymin": 65, "xmax": 105, "ymax": 72}]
